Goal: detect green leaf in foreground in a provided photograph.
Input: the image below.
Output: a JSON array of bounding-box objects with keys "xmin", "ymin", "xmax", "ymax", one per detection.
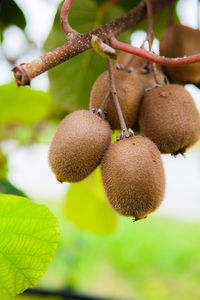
[
  {"xmin": 65, "ymin": 168, "xmax": 117, "ymax": 236},
  {"xmin": 0, "ymin": 82, "xmax": 56, "ymax": 125},
  {"xmin": 0, "ymin": 193, "xmax": 59, "ymax": 300}
]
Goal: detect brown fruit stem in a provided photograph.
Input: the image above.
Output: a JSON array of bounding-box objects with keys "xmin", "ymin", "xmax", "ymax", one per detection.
[
  {"xmin": 12, "ymin": 0, "xmax": 175, "ymax": 86},
  {"xmin": 144, "ymin": 0, "xmax": 162, "ymax": 85},
  {"xmin": 107, "ymin": 59, "xmax": 130, "ymax": 137},
  {"xmin": 122, "ymin": 0, "xmax": 160, "ymax": 86},
  {"xmin": 144, "ymin": 0, "xmax": 153, "ymax": 51},
  {"xmin": 168, "ymin": 1, "xmax": 175, "ymax": 26},
  {"xmin": 152, "ymin": 59, "xmax": 162, "ymax": 85},
  {"xmin": 92, "ymin": 90, "xmax": 110, "ymax": 119},
  {"xmin": 99, "ymin": 90, "xmax": 111, "ymax": 111},
  {"xmin": 116, "ymin": 0, "xmax": 154, "ymax": 72}
]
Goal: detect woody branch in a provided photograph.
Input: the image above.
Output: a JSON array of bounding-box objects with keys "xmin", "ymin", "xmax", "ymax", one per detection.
[{"xmin": 12, "ymin": 0, "xmax": 176, "ymax": 86}]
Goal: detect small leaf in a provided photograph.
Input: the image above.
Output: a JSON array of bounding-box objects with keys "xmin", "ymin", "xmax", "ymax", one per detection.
[
  {"xmin": 91, "ymin": 35, "xmax": 116, "ymax": 59},
  {"xmin": 65, "ymin": 168, "xmax": 117, "ymax": 236},
  {"xmin": 0, "ymin": 193, "xmax": 59, "ymax": 300},
  {"xmin": 0, "ymin": 82, "xmax": 56, "ymax": 125}
]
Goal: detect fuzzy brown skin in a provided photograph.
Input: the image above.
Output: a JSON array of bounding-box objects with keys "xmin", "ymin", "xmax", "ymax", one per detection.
[
  {"xmin": 101, "ymin": 136, "xmax": 165, "ymax": 219},
  {"xmin": 160, "ymin": 24, "xmax": 200, "ymax": 84},
  {"xmin": 49, "ymin": 110, "xmax": 111, "ymax": 182},
  {"xmin": 117, "ymin": 53, "xmax": 165, "ymax": 90},
  {"xmin": 90, "ymin": 70, "xmax": 143, "ymax": 130},
  {"xmin": 139, "ymin": 84, "xmax": 200, "ymax": 154}
]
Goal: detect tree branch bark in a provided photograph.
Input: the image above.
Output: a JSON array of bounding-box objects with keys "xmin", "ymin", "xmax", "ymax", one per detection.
[{"xmin": 12, "ymin": 0, "xmax": 175, "ymax": 86}]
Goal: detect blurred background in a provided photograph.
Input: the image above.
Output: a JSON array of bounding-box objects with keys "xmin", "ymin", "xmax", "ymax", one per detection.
[{"xmin": 1, "ymin": 0, "xmax": 200, "ymax": 299}]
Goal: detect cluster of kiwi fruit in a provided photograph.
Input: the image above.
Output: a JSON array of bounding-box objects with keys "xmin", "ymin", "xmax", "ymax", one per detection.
[{"xmin": 49, "ymin": 22, "xmax": 200, "ymax": 221}]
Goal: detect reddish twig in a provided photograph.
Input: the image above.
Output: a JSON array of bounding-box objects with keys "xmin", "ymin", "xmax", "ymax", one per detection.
[
  {"xmin": 60, "ymin": 0, "xmax": 78, "ymax": 38},
  {"xmin": 111, "ymin": 38, "xmax": 200, "ymax": 66},
  {"xmin": 12, "ymin": 0, "xmax": 175, "ymax": 86}
]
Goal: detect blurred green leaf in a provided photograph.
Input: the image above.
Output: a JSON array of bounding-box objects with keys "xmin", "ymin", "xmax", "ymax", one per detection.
[
  {"xmin": 45, "ymin": 0, "xmax": 131, "ymax": 110},
  {"xmin": 0, "ymin": 149, "xmax": 8, "ymax": 180},
  {"xmin": 65, "ymin": 168, "xmax": 117, "ymax": 236},
  {"xmin": 0, "ymin": 180, "xmax": 25, "ymax": 196},
  {"xmin": 0, "ymin": 82, "xmax": 56, "ymax": 125},
  {"xmin": 0, "ymin": 0, "xmax": 26, "ymax": 41},
  {"xmin": 0, "ymin": 193, "xmax": 59, "ymax": 300},
  {"xmin": 153, "ymin": 2, "xmax": 180, "ymax": 38}
]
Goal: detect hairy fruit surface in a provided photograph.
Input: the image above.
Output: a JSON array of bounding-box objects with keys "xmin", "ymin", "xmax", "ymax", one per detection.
[
  {"xmin": 139, "ymin": 84, "xmax": 200, "ymax": 154},
  {"xmin": 101, "ymin": 136, "xmax": 165, "ymax": 220},
  {"xmin": 90, "ymin": 70, "xmax": 143, "ymax": 129},
  {"xmin": 160, "ymin": 24, "xmax": 200, "ymax": 84},
  {"xmin": 49, "ymin": 110, "xmax": 111, "ymax": 182}
]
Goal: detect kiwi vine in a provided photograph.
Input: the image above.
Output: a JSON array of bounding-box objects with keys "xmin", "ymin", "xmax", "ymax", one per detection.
[{"xmin": 15, "ymin": 0, "xmax": 200, "ymax": 221}]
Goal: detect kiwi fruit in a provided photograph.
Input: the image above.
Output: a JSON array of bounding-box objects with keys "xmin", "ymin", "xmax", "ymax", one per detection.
[
  {"xmin": 101, "ymin": 136, "xmax": 165, "ymax": 220},
  {"xmin": 139, "ymin": 84, "xmax": 200, "ymax": 154},
  {"xmin": 49, "ymin": 110, "xmax": 111, "ymax": 183},
  {"xmin": 90, "ymin": 70, "xmax": 143, "ymax": 130},
  {"xmin": 117, "ymin": 52, "xmax": 165, "ymax": 90},
  {"xmin": 160, "ymin": 24, "xmax": 200, "ymax": 84}
]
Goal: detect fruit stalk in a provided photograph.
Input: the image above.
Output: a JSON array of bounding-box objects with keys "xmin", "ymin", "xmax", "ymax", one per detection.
[
  {"xmin": 12, "ymin": 0, "xmax": 175, "ymax": 86},
  {"xmin": 121, "ymin": 0, "xmax": 154, "ymax": 72},
  {"xmin": 143, "ymin": 0, "xmax": 162, "ymax": 85},
  {"xmin": 99, "ymin": 90, "xmax": 111, "ymax": 111},
  {"xmin": 144, "ymin": 0, "xmax": 153, "ymax": 51},
  {"xmin": 107, "ymin": 59, "xmax": 128, "ymax": 134}
]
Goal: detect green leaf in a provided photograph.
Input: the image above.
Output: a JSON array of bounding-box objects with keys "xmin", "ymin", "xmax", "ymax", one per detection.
[
  {"xmin": 0, "ymin": 0, "xmax": 26, "ymax": 41},
  {"xmin": 0, "ymin": 150, "xmax": 8, "ymax": 180},
  {"xmin": 132, "ymin": 1, "xmax": 180, "ymax": 38},
  {"xmin": 0, "ymin": 180, "xmax": 25, "ymax": 197},
  {"xmin": 65, "ymin": 168, "xmax": 117, "ymax": 236},
  {"xmin": 0, "ymin": 82, "xmax": 56, "ymax": 125},
  {"xmin": 154, "ymin": 4, "xmax": 180, "ymax": 38},
  {"xmin": 0, "ymin": 193, "xmax": 59, "ymax": 300},
  {"xmin": 44, "ymin": 0, "xmax": 131, "ymax": 110}
]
